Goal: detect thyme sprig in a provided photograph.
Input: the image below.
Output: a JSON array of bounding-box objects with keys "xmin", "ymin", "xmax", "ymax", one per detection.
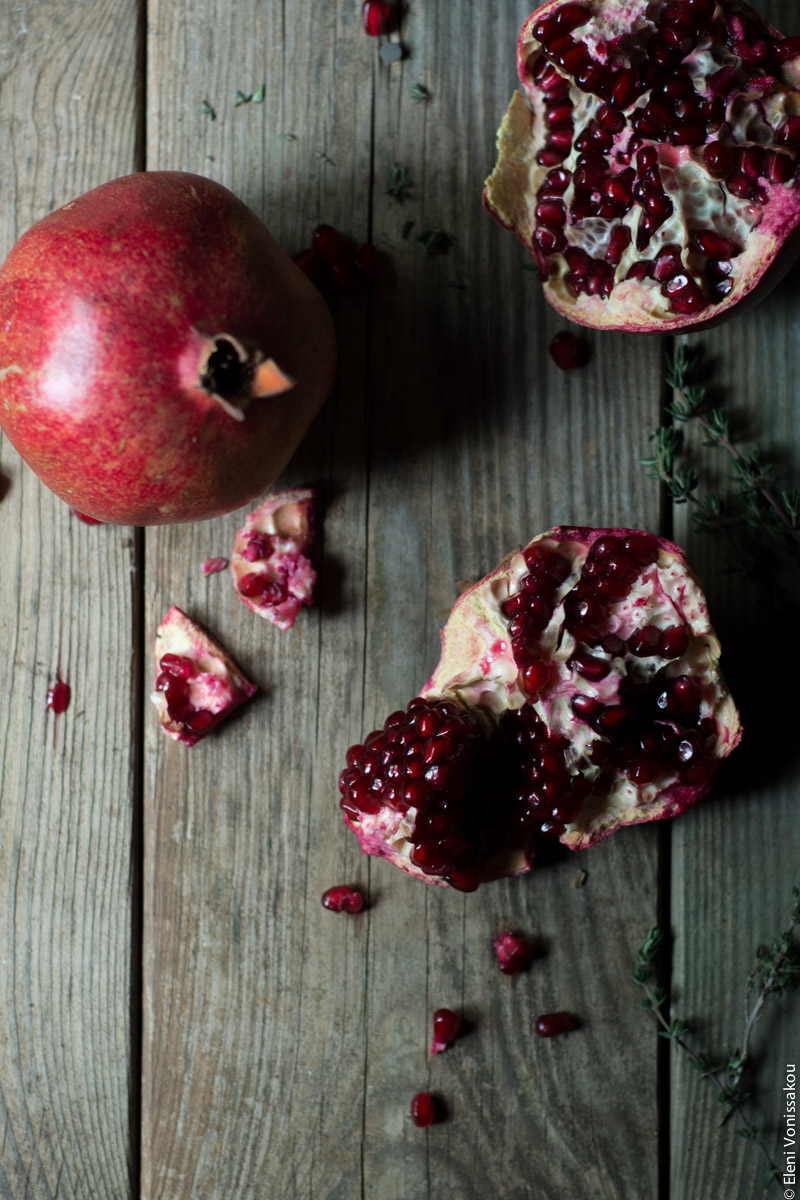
[
  {"xmin": 641, "ymin": 345, "xmax": 800, "ymax": 560},
  {"xmin": 386, "ymin": 163, "xmax": 413, "ymax": 203},
  {"xmin": 416, "ymin": 227, "xmax": 454, "ymax": 256},
  {"xmin": 632, "ymin": 886, "xmax": 800, "ymax": 1193}
]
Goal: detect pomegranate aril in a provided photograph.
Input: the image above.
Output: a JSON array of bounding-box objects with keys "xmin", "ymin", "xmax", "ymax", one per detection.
[
  {"xmin": 765, "ymin": 151, "xmax": 796, "ymax": 184},
  {"xmin": 431, "ymin": 1007, "xmax": 462, "ymax": 1053},
  {"xmin": 628, "ymin": 625, "xmax": 663, "ymax": 657},
  {"xmin": 549, "ymin": 330, "xmax": 589, "ymax": 371},
  {"xmin": 775, "ymin": 37, "xmax": 800, "ymax": 62},
  {"xmin": 159, "ymin": 653, "xmax": 194, "ymax": 679},
  {"xmin": 410, "ymin": 1092, "xmax": 436, "ymax": 1128},
  {"xmin": 322, "ymin": 884, "xmax": 365, "ymax": 914},
  {"xmin": 555, "ymin": 3, "xmax": 591, "ymax": 29},
  {"xmin": 536, "ymin": 199, "xmax": 566, "ymax": 228},
  {"xmin": 704, "ymin": 139, "xmax": 734, "ymax": 178},
  {"xmin": 694, "ymin": 230, "xmax": 738, "ymax": 259},
  {"xmin": 606, "ymin": 225, "xmax": 631, "ymax": 266},
  {"xmin": 312, "ymin": 223, "xmax": 346, "ymax": 263},
  {"xmin": 521, "ymin": 660, "xmax": 550, "ymax": 696},
  {"xmin": 669, "ymin": 286, "xmax": 707, "ymax": 315},
  {"xmin": 535, "ymin": 1012, "xmax": 576, "ymax": 1038},
  {"xmin": 726, "ymin": 173, "xmax": 754, "ymax": 200},
  {"xmin": 611, "ymin": 68, "xmax": 640, "ymax": 110},
  {"xmin": 660, "ymin": 624, "xmax": 691, "ymax": 658},
  {"xmin": 184, "ymin": 709, "xmax": 214, "ymax": 733},
  {"xmin": 493, "ymin": 931, "xmax": 535, "ymax": 974},
  {"xmin": 778, "ymin": 118, "xmax": 800, "ymax": 147},
  {"xmin": 572, "ymin": 694, "xmax": 604, "ymax": 723},
  {"xmin": 47, "ymin": 675, "xmax": 71, "ymax": 714},
  {"xmin": 570, "ymin": 652, "xmax": 610, "ymax": 681},
  {"xmin": 537, "ymin": 144, "xmax": 570, "ymax": 167}
]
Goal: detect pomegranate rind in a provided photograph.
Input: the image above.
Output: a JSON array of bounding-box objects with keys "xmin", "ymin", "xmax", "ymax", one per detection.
[
  {"xmin": 484, "ymin": 0, "xmax": 800, "ymax": 332},
  {"xmin": 424, "ymin": 527, "xmax": 741, "ymax": 850},
  {"xmin": 231, "ymin": 486, "xmax": 316, "ymax": 631},
  {"xmin": 151, "ymin": 606, "xmax": 257, "ymax": 747}
]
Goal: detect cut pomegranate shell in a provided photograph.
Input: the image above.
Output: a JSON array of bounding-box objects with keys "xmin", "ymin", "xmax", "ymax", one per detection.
[
  {"xmin": 151, "ymin": 606, "xmax": 257, "ymax": 747},
  {"xmin": 231, "ymin": 486, "xmax": 316, "ymax": 631},
  {"xmin": 484, "ymin": 0, "xmax": 800, "ymax": 331},
  {"xmin": 337, "ymin": 527, "xmax": 741, "ymax": 889}
]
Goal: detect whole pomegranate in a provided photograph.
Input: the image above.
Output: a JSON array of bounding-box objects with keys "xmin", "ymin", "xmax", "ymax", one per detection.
[
  {"xmin": 0, "ymin": 172, "xmax": 336, "ymax": 524},
  {"xmin": 484, "ymin": 0, "xmax": 800, "ymax": 330},
  {"xmin": 337, "ymin": 528, "xmax": 741, "ymax": 891}
]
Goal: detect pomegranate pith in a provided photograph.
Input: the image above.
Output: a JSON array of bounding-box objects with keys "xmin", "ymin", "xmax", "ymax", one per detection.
[
  {"xmin": 484, "ymin": 0, "xmax": 800, "ymax": 331},
  {"xmin": 337, "ymin": 527, "xmax": 741, "ymax": 888}
]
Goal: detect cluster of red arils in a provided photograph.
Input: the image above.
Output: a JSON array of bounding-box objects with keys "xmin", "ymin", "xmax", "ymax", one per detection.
[{"xmin": 294, "ymin": 224, "xmax": 380, "ymax": 295}]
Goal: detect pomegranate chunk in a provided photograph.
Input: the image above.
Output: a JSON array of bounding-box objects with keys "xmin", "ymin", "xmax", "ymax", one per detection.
[
  {"xmin": 321, "ymin": 885, "xmax": 365, "ymax": 913},
  {"xmin": 337, "ymin": 527, "xmax": 741, "ymax": 888},
  {"xmin": 201, "ymin": 556, "xmax": 228, "ymax": 575},
  {"xmin": 410, "ymin": 1092, "xmax": 436, "ymax": 1128},
  {"xmin": 430, "ymin": 1008, "xmax": 462, "ymax": 1054},
  {"xmin": 151, "ymin": 606, "xmax": 257, "ymax": 746},
  {"xmin": 231, "ymin": 486, "xmax": 316, "ymax": 631},
  {"xmin": 484, "ymin": 0, "xmax": 800, "ymax": 331}
]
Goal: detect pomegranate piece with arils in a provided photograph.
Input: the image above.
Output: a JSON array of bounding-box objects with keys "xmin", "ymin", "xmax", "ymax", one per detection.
[
  {"xmin": 231, "ymin": 486, "xmax": 316, "ymax": 631},
  {"xmin": 151, "ymin": 606, "xmax": 257, "ymax": 747},
  {"xmin": 484, "ymin": 0, "xmax": 800, "ymax": 330},
  {"xmin": 0, "ymin": 172, "xmax": 336, "ymax": 524},
  {"xmin": 337, "ymin": 527, "xmax": 741, "ymax": 889}
]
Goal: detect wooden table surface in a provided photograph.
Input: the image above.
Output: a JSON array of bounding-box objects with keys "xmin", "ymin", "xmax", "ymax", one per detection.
[{"xmin": 1, "ymin": 1, "xmax": 798, "ymax": 1197}]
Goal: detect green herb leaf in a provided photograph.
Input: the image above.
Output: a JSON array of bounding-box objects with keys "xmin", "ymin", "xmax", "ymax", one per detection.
[
  {"xmin": 416, "ymin": 227, "xmax": 454, "ymax": 256},
  {"xmin": 200, "ymin": 99, "xmax": 216, "ymax": 121},
  {"xmin": 410, "ymin": 83, "xmax": 430, "ymax": 103},
  {"xmin": 386, "ymin": 164, "xmax": 413, "ymax": 203}
]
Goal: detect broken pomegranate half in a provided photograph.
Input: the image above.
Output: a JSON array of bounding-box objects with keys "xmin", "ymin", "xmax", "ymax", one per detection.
[
  {"xmin": 337, "ymin": 528, "xmax": 741, "ymax": 890},
  {"xmin": 231, "ymin": 486, "xmax": 316, "ymax": 631},
  {"xmin": 151, "ymin": 606, "xmax": 257, "ymax": 746},
  {"xmin": 484, "ymin": 0, "xmax": 800, "ymax": 330}
]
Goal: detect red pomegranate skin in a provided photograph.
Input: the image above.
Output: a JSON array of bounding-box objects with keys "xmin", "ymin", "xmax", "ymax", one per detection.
[{"xmin": 0, "ymin": 172, "xmax": 337, "ymax": 525}]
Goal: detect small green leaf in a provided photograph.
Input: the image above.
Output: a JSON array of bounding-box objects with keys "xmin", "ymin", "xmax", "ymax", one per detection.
[{"xmin": 200, "ymin": 99, "xmax": 216, "ymax": 120}]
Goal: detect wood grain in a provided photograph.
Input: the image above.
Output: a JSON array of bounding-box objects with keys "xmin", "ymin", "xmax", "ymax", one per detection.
[
  {"xmin": 142, "ymin": 1, "xmax": 665, "ymax": 1196},
  {"xmin": 669, "ymin": 2, "xmax": 800, "ymax": 1191},
  {"xmin": 0, "ymin": 1, "xmax": 140, "ymax": 1196}
]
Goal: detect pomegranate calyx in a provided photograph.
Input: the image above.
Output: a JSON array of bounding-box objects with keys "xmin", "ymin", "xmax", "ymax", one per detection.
[{"xmin": 198, "ymin": 334, "xmax": 295, "ymax": 421}]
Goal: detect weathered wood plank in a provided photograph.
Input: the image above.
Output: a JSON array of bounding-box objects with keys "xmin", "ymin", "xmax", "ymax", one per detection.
[
  {"xmin": 357, "ymin": 3, "xmax": 665, "ymax": 1198},
  {"xmin": 671, "ymin": 295, "xmax": 800, "ymax": 1195},
  {"xmin": 669, "ymin": 12, "xmax": 800, "ymax": 1196},
  {"xmin": 142, "ymin": 1, "xmax": 375, "ymax": 1196},
  {"xmin": 0, "ymin": 2, "xmax": 140, "ymax": 1196}
]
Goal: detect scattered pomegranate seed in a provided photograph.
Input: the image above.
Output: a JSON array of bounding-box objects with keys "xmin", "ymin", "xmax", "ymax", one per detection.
[
  {"xmin": 201, "ymin": 557, "xmax": 228, "ymax": 575},
  {"xmin": 321, "ymin": 885, "xmax": 365, "ymax": 914},
  {"xmin": 410, "ymin": 1091, "xmax": 436, "ymax": 1127},
  {"xmin": 362, "ymin": 0, "xmax": 397, "ymax": 36},
  {"xmin": 312, "ymin": 223, "xmax": 346, "ymax": 265},
  {"xmin": 430, "ymin": 1008, "xmax": 462, "ymax": 1054},
  {"xmin": 493, "ymin": 931, "xmax": 535, "ymax": 975},
  {"xmin": 46, "ymin": 673, "xmax": 71, "ymax": 714},
  {"xmin": 548, "ymin": 330, "xmax": 590, "ymax": 371},
  {"xmin": 535, "ymin": 1011, "xmax": 576, "ymax": 1038}
]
